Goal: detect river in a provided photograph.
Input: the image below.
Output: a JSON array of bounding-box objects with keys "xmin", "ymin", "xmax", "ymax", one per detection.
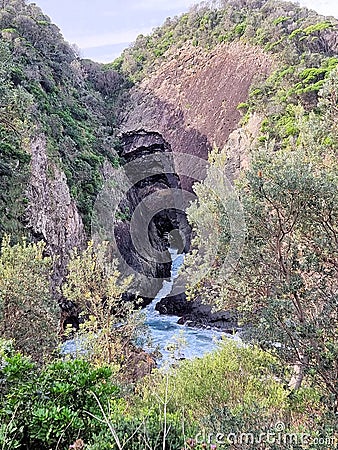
[
  {"xmin": 144, "ymin": 248, "xmax": 240, "ymax": 364},
  {"xmin": 62, "ymin": 248, "xmax": 240, "ymax": 362}
]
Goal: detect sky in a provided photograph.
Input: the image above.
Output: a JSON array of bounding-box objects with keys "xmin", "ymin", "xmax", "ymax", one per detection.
[{"xmin": 30, "ymin": 0, "xmax": 338, "ymax": 63}]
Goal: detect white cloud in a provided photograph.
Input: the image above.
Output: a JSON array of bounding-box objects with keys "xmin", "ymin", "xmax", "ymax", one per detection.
[
  {"xmin": 75, "ymin": 27, "xmax": 153, "ymax": 49},
  {"xmin": 129, "ymin": 0, "xmax": 194, "ymax": 12},
  {"xmin": 298, "ymin": 0, "xmax": 338, "ymax": 18}
]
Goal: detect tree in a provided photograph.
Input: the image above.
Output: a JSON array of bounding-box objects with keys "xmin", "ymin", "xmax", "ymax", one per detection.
[
  {"xmin": 186, "ymin": 76, "xmax": 338, "ymax": 409},
  {"xmin": 0, "ymin": 41, "xmax": 32, "ymax": 239},
  {"xmin": 230, "ymin": 150, "xmax": 338, "ymax": 395},
  {"xmin": 0, "ymin": 235, "xmax": 59, "ymax": 361},
  {"xmin": 61, "ymin": 241, "xmax": 146, "ymax": 367}
]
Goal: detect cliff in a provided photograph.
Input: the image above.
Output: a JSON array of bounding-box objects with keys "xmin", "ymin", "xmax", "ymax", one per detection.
[
  {"xmin": 120, "ymin": 42, "xmax": 273, "ymax": 188},
  {"xmin": 0, "ymin": 0, "xmax": 337, "ymax": 316}
]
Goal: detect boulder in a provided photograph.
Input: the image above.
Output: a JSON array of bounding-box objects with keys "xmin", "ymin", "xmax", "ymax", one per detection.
[{"xmin": 156, "ymin": 292, "xmax": 238, "ymax": 332}]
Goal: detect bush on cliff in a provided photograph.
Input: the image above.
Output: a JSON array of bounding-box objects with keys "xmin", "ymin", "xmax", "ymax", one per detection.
[{"xmin": 0, "ymin": 235, "xmax": 59, "ymax": 362}]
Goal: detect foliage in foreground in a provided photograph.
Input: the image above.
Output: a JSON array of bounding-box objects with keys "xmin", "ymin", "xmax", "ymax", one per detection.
[
  {"xmin": 61, "ymin": 241, "xmax": 148, "ymax": 371},
  {"xmin": 0, "ymin": 340, "xmax": 187, "ymax": 450},
  {"xmin": 2, "ymin": 338, "xmax": 335, "ymax": 450},
  {"xmin": 0, "ymin": 236, "xmax": 147, "ymax": 375},
  {"xmin": 141, "ymin": 341, "xmax": 288, "ymax": 423},
  {"xmin": 138, "ymin": 340, "xmax": 335, "ymax": 449}
]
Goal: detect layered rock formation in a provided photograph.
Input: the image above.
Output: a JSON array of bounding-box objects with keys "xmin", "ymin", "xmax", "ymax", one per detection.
[
  {"xmin": 26, "ymin": 136, "xmax": 87, "ymax": 328},
  {"xmin": 88, "ymin": 130, "xmax": 190, "ymax": 303},
  {"xmin": 26, "ymin": 137, "xmax": 86, "ymax": 285},
  {"xmin": 119, "ymin": 42, "xmax": 274, "ymax": 324},
  {"xmin": 121, "ymin": 42, "xmax": 274, "ymax": 188}
]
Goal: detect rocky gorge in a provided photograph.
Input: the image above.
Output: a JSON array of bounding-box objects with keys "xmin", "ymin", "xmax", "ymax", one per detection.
[{"xmin": 1, "ymin": 0, "xmax": 337, "ymax": 332}]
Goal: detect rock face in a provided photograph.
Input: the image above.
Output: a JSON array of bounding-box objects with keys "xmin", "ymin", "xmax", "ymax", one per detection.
[
  {"xmin": 26, "ymin": 135, "xmax": 86, "ymax": 332},
  {"xmin": 98, "ymin": 130, "xmax": 192, "ymax": 304},
  {"xmin": 119, "ymin": 42, "xmax": 273, "ymax": 322},
  {"xmin": 25, "ymin": 41, "xmax": 273, "ymax": 325},
  {"xmin": 121, "ymin": 41, "xmax": 274, "ymax": 188},
  {"xmin": 26, "ymin": 136, "xmax": 86, "ymax": 287},
  {"xmin": 26, "ymin": 136, "xmax": 86, "ymax": 327},
  {"xmin": 25, "ymin": 130, "xmax": 192, "ymax": 327},
  {"xmin": 224, "ymin": 112, "xmax": 263, "ymax": 183},
  {"xmin": 155, "ymin": 293, "xmax": 193, "ymax": 316}
]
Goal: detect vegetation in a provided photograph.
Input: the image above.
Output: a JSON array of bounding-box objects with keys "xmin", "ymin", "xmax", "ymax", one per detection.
[
  {"xmin": 0, "ymin": 235, "xmax": 58, "ymax": 361},
  {"xmin": 1, "ymin": 337, "xmax": 334, "ymax": 449},
  {"xmin": 0, "ymin": 40, "xmax": 32, "ymax": 238},
  {"xmin": 185, "ymin": 44, "xmax": 338, "ymax": 428},
  {"xmin": 61, "ymin": 241, "xmax": 147, "ymax": 368},
  {"xmin": 141, "ymin": 341, "xmax": 288, "ymax": 423},
  {"xmin": 0, "ymin": 0, "xmax": 127, "ymax": 235},
  {"xmin": 139, "ymin": 341, "xmax": 334, "ymax": 448},
  {"xmin": 116, "ymin": 0, "xmax": 337, "ymax": 82},
  {"xmin": 1, "ymin": 339, "xmax": 184, "ymax": 450},
  {"xmin": 0, "ymin": 0, "xmax": 338, "ymax": 448}
]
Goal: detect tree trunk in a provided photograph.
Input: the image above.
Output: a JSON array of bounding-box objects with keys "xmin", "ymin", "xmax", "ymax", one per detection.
[{"xmin": 288, "ymin": 354, "xmax": 309, "ymax": 390}]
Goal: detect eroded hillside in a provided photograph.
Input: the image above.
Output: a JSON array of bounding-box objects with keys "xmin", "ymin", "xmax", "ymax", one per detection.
[
  {"xmin": 0, "ymin": 0, "xmax": 337, "ymax": 301},
  {"xmin": 121, "ymin": 42, "xmax": 273, "ymax": 186}
]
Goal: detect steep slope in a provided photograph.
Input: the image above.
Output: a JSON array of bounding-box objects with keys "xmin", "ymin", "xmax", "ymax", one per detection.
[
  {"xmin": 0, "ymin": 0, "xmax": 123, "ymax": 238},
  {"xmin": 0, "ymin": 0, "xmax": 191, "ymax": 307},
  {"xmin": 0, "ymin": 0, "xmax": 337, "ymax": 317},
  {"xmin": 120, "ymin": 42, "xmax": 273, "ymax": 188},
  {"xmin": 117, "ymin": 0, "xmax": 337, "ymax": 186},
  {"xmin": 114, "ymin": 0, "xmax": 338, "ymax": 324}
]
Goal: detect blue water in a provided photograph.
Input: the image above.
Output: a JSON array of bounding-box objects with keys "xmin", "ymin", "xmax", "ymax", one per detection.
[
  {"xmin": 62, "ymin": 248, "xmax": 240, "ymax": 362},
  {"xmin": 144, "ymin": 249, "xmax": 240, "ymax": 363}
]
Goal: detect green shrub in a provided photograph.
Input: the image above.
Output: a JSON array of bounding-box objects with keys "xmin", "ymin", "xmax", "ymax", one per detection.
[
  {"xmin": 140, "ymin": 341, "xmax": 288, "ymax": 424},
  {"xmin": 0, "ymin": 341, "xmax": 191, "ymax": 450},
  {"xmin": 0, "ymin": 343, "xmax": 121, "ymax": 449},
  {"xmin": 0, "ymin": 236, "xmax": 58, "ymax": 361}
]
